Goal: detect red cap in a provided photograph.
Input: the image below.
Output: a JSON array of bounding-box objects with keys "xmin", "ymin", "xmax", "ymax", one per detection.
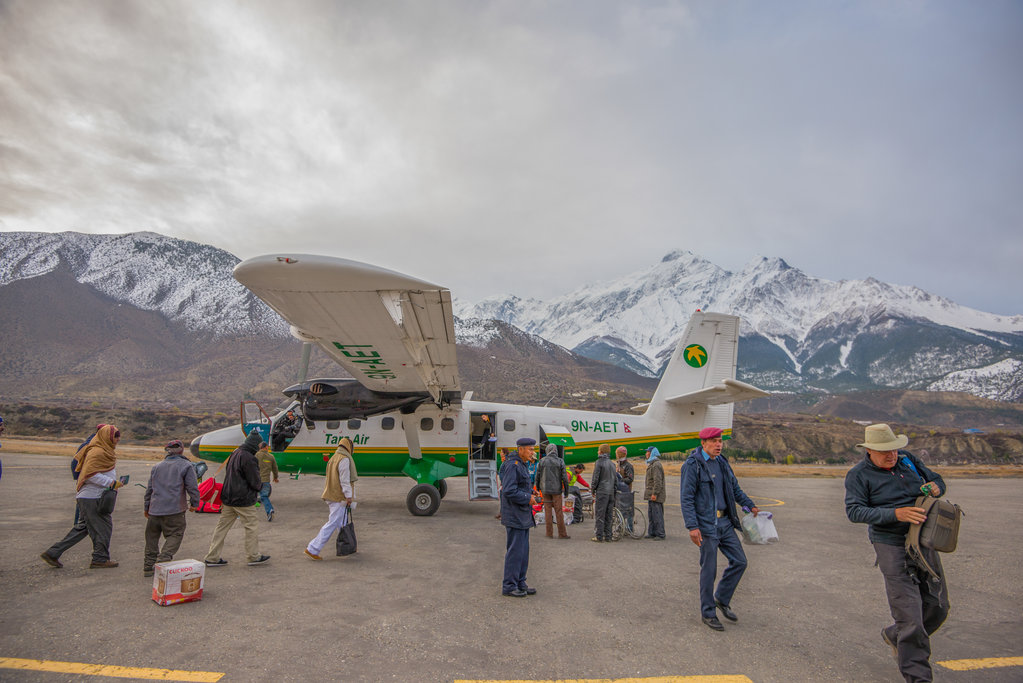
[{"xmin": 698, "ymin": 427, "xmax": 723, "ymax": 440}]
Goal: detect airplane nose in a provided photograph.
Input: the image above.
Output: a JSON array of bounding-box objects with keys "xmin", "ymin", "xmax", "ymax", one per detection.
[{"xmin": 190, "ymin": 435, "xmax": 202, "ymax": 459}]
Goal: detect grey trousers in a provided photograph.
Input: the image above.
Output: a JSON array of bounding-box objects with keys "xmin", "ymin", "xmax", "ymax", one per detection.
[
  {"xmin": 45, "ymin": 497, "xmax": 112, "ymax": 563},
  {"xmin": 874, "ymin": 542, "xmax": 950, "ymax": 683},
  {"xmin": 144, "ymin": 512, "xmax": 187, "ymax": 570},
  {"xmin": 593, "ymin": 491, "xmax": 614, "ymax": 540}
]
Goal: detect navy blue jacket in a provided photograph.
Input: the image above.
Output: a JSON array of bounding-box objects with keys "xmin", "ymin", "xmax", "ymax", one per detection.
[
  {"xmin": 844, "ymin": 450, "xmax": 945, "ymax": 546},
  {"xmin": 500, "ymin": 454, "xmax": 535, "ymax": 530},
  {"xmin": 680, "ymin": 448, "xmax": 755, "ymax": 535}
]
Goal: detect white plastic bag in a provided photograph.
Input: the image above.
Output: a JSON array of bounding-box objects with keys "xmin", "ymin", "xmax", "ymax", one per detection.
[
  {"xmin": 741, "ymin": 510, "xmax": 778, "ymax": 544},
  {"xmin": 740, "ymin": 512, "xmax": 762, "ymax": 544},
  {"xmin": 754, "ymin": 512, "xmax": 778, "ymax": 543}
]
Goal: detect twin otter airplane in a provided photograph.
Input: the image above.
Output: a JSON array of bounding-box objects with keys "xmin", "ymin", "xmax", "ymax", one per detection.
[{"xmin": 190, "ymin": 255, "xmax": 769, "ymax": 516}]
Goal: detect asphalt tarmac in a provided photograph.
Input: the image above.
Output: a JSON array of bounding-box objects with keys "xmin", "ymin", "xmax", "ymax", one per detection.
[{"xmin": 1, "ymin": 452, "xmax": 1021, "ymax": 683}]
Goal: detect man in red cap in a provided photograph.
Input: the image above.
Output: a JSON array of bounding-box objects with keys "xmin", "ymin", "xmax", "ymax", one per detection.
[{"xmin": 680, "ymin": 426, "xmax": 759, "ymax": 631}]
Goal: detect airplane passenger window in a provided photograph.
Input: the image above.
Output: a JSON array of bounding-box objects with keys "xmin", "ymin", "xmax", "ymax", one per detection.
[
  {"xmin": 420, "ymin": 417, "xmax": 434, "ymax": 431},
  {"xmin": 347, "ymin": 419, "xmax": 361, "ymax": 429},
  {"xmin": 326, "ymin": 420, "xmax": 341, "ymax": 430},
  {"xmin": 441, "ymin": 417, "xmax": 454, "ymax": 431},
  {"xmin": 504, "ymin": 419, "xmax": 516, "ymax": 431},
  {"xmin": 381, "ymin": 417, "xmax": 395, "ymax": 430}
]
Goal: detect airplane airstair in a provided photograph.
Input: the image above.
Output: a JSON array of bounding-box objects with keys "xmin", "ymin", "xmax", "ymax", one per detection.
[{"xmin": 468, "ymin": 459, "xmax": 498, "ymax": 501}]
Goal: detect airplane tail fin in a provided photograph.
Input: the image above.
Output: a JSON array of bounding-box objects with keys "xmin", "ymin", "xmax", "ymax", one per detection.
[{"xmin": 645, "ymin": 312, "xmax": 769, "ymax": 432}]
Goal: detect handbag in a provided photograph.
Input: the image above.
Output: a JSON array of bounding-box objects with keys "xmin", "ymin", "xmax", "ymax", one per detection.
[
  {"xmin": 905, "ymin": 495, "xmax": 963, "ymax": 579},
  {"xmin": 98, "ymin": 487, "xmax": 118, "ymax": 514},
  {"xmin": 335, "ymin": 506, "xmax": 357, "ymax": 556}
]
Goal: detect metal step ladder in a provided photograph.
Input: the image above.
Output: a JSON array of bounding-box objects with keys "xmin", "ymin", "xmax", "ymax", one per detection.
[{"xmin": 468, "ymin": 459, "xmax": 498, "ymax": 501}]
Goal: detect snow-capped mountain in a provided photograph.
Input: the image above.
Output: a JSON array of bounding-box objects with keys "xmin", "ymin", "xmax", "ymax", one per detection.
[
  {"xmin": 455, "ymin": 250, "xmax": 1023, "ymax": 401},
  {"xmin": 0, "ymin": 231, "xmax": 288, "ymax": 337},
  {"xmin": 3, "ymin": 232, "xmax": 1021, "ymax": 402}
]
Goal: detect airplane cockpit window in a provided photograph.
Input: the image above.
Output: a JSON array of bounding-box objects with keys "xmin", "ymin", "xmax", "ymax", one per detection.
[
  {"xmin": 326, "ymin": 420, "xmax": 341, "ymax": 430},
  {"xmin": 420, "ymin": 417, "xmax": 434, "ymax": 431},
  {"xmin": 381, "ymin": 417, "xmax": 395, "ymax": 430},
  {"xmin": 441, "ymin": 417, "xmax": 455, "ymax": 431},
  {"xmin": 347, "ymin": 419, "xmax": 361, "ymax": 429},
  {"xmin": 504, "ymin": 419, "xmax": 516, "ymax": 431}
]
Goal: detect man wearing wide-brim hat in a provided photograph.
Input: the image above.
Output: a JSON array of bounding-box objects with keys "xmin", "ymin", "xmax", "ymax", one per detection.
[{"xmin": 844, "ymin": 424, "xmax": 949, "ymax": 683}]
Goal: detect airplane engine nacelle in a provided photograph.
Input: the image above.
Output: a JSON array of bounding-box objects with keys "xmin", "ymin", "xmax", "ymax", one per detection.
[{"xmin": 282, "ymin": 378, "xmax": 429, "ymax": 421}]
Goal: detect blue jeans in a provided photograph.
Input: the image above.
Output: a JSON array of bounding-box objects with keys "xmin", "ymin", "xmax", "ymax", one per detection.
[
  {"xmin": 259, "ymin": 483, "xmax": 274, "ymax": 515},
  {"xmin": 698, "ymin": 516, "xmax": 748, "ymax": 618}
]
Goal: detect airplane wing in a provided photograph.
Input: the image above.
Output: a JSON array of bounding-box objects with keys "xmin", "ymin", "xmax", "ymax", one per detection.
[
  {"xmin": 234, "ymin": 255, "xmax": 460, "ymax": 404},
  {"xmin": 662, "ymin": 378, "xmax": 770, "ymax": 406}
]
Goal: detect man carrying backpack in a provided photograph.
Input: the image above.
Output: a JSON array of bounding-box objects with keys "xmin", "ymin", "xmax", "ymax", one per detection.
[{"xmin": 844, "ymin": 424, "xmax": 949, "ymax": 683}]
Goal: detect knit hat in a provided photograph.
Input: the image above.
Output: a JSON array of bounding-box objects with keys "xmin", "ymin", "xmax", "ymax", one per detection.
[{"xmin": 241, "ymin": 429, "xmax": 264, "ymax": 453}]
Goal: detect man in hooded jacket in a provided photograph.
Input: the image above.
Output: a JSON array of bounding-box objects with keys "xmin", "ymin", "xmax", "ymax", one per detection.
[
  {"xmin": 644, "ymin": 446, "xmax": 666, "ymax": 539},
  {"xmin": 204, "ymin": 430, "xmax": 269, "ymax": 567},
  {"xmin": 535, "ymin": 443, "xmax": 570, "ymax": 539}
]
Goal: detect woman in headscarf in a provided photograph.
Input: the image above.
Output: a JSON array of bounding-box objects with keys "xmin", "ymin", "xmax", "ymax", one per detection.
[{"xmin": 41, "ymin": 424, "xmax": 125, "ymax": 568}]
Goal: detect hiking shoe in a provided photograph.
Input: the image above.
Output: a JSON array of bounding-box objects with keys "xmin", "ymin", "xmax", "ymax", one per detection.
[
  {"xmin": 247, "ymin": 555, "xmax": 271, "ymax": 566},
  {"xmin": 590, "ymin": 536, "xmax": 602, "ymax": 542},
  {"xmin": 143, "ymin": 569, "xmax": 154, "ymax": 578},
  {"xmin": 304, "ymin": 549, "xmax": 322, "ymax": 561},
  {"xmin": 205, "ymin": 558, "xmax": 228, "ymax": 567},
  {"xmin": 268, "ymin": 510, "xmax": 275, "ymax": 522},
  {"xmin": 40, "ymin": 553, "xmax": 63, "ymax": 569},
  {"xmin": 882, "ymin": 628, "xmax": 897, "ymax": 658},
  {"xmin": 89, "ymin": 560, "xmax": 119, "ymax": 568}
]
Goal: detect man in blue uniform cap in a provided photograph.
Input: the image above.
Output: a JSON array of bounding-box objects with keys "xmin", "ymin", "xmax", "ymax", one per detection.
[{"xmin": 499, "ymin": 436, "xmax": 536, "ymax": 597}]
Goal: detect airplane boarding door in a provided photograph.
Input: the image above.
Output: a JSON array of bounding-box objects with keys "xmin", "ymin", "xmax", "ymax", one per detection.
[{"xmin": 468, "ymin": 412, "xmax": 498, "ymax": 501}]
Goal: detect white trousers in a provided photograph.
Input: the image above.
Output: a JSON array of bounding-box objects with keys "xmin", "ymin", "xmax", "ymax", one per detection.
[{"xmin": 307, "ymin": 501, "xmax": 349, "ymax": 555}]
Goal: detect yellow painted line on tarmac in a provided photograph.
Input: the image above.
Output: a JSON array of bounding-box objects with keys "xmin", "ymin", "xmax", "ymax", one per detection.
[
  {"xmin": 0, "ymin": 657, "xmax": 224, "ymax": 681},
  {"xmin": 455, "ymin": 677, "xmax": 752, "ymax": 682},
  {"xmin": 937, "ymin": 656, "xmax": 1023, "ymax": 671}
]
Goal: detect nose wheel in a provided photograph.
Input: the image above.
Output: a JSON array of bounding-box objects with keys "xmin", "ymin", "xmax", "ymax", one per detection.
[{"xmin": 406, "ymin": 483, "xmax": 441, "ymax": 516}]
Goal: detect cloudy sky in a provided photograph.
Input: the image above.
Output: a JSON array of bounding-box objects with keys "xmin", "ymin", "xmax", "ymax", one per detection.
[{"xmin": 1, "ymin": 1, "xmax": 1020, "ymax": 314}]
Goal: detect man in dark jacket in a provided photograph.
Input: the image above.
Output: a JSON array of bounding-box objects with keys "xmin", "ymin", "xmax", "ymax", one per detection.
[
  {"xmin": 643, "ymin": 446, "xmax": 666, "ymax": 539},
  {"xmin": 845, "ymin": 424, "xmax": 949, "ymax": 683},
  {"xmin": 143, "ymin": 439, "xmax": 201, "ymax": 577},
  {"xmin": 203, "ymin": 430, "xmax": 270, "ymax": 567},
  {"xmin": 500, "ymin": 437, "xmax": 536, "ymax": 597},
  {"xmin": 680, "ymin": 427, "xmax": 758, "ymax": 631},
  {"xmin": 589, "ymin": 444, "xmax": 617, "ymax": 542},
  {"xmin": 535, "ymin": 443, "xmax": 570, "ymax": 539}
]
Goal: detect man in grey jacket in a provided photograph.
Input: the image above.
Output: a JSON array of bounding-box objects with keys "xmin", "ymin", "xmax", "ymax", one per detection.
[
  {"xmin": 589, "ymin": 443, "xmax": 617, "ymax": 542},
  {"xmin": 535, "ymin": 443, "xmax": 570, "ymax": 539},
  {"xmin": 143, "ymin": 439, "xmax": 201, "ymax": 577}
]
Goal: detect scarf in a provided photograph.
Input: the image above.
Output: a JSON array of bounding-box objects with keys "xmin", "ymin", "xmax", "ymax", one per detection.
[{"xmin": 75, "ymin": 424, "xmax": 119, "ymax": 491}]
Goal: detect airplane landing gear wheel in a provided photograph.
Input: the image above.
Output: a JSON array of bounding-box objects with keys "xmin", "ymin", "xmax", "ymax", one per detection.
[
  {"xmin": 407, "ymin": 484, "xmax": 441, "ymax": 516},
  {"xmin": 434, "ymin": 479, "xmax": 448, "ymax": 499}
]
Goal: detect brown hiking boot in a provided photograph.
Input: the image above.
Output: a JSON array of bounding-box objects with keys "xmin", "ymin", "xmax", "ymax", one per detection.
[
  {"xmin": 41, "ymin": 553, "xmax": 63, "ymax": 568},
  {"xmin": 89, "ymin": 560, "xmax": 119, "ymax": 568}
]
